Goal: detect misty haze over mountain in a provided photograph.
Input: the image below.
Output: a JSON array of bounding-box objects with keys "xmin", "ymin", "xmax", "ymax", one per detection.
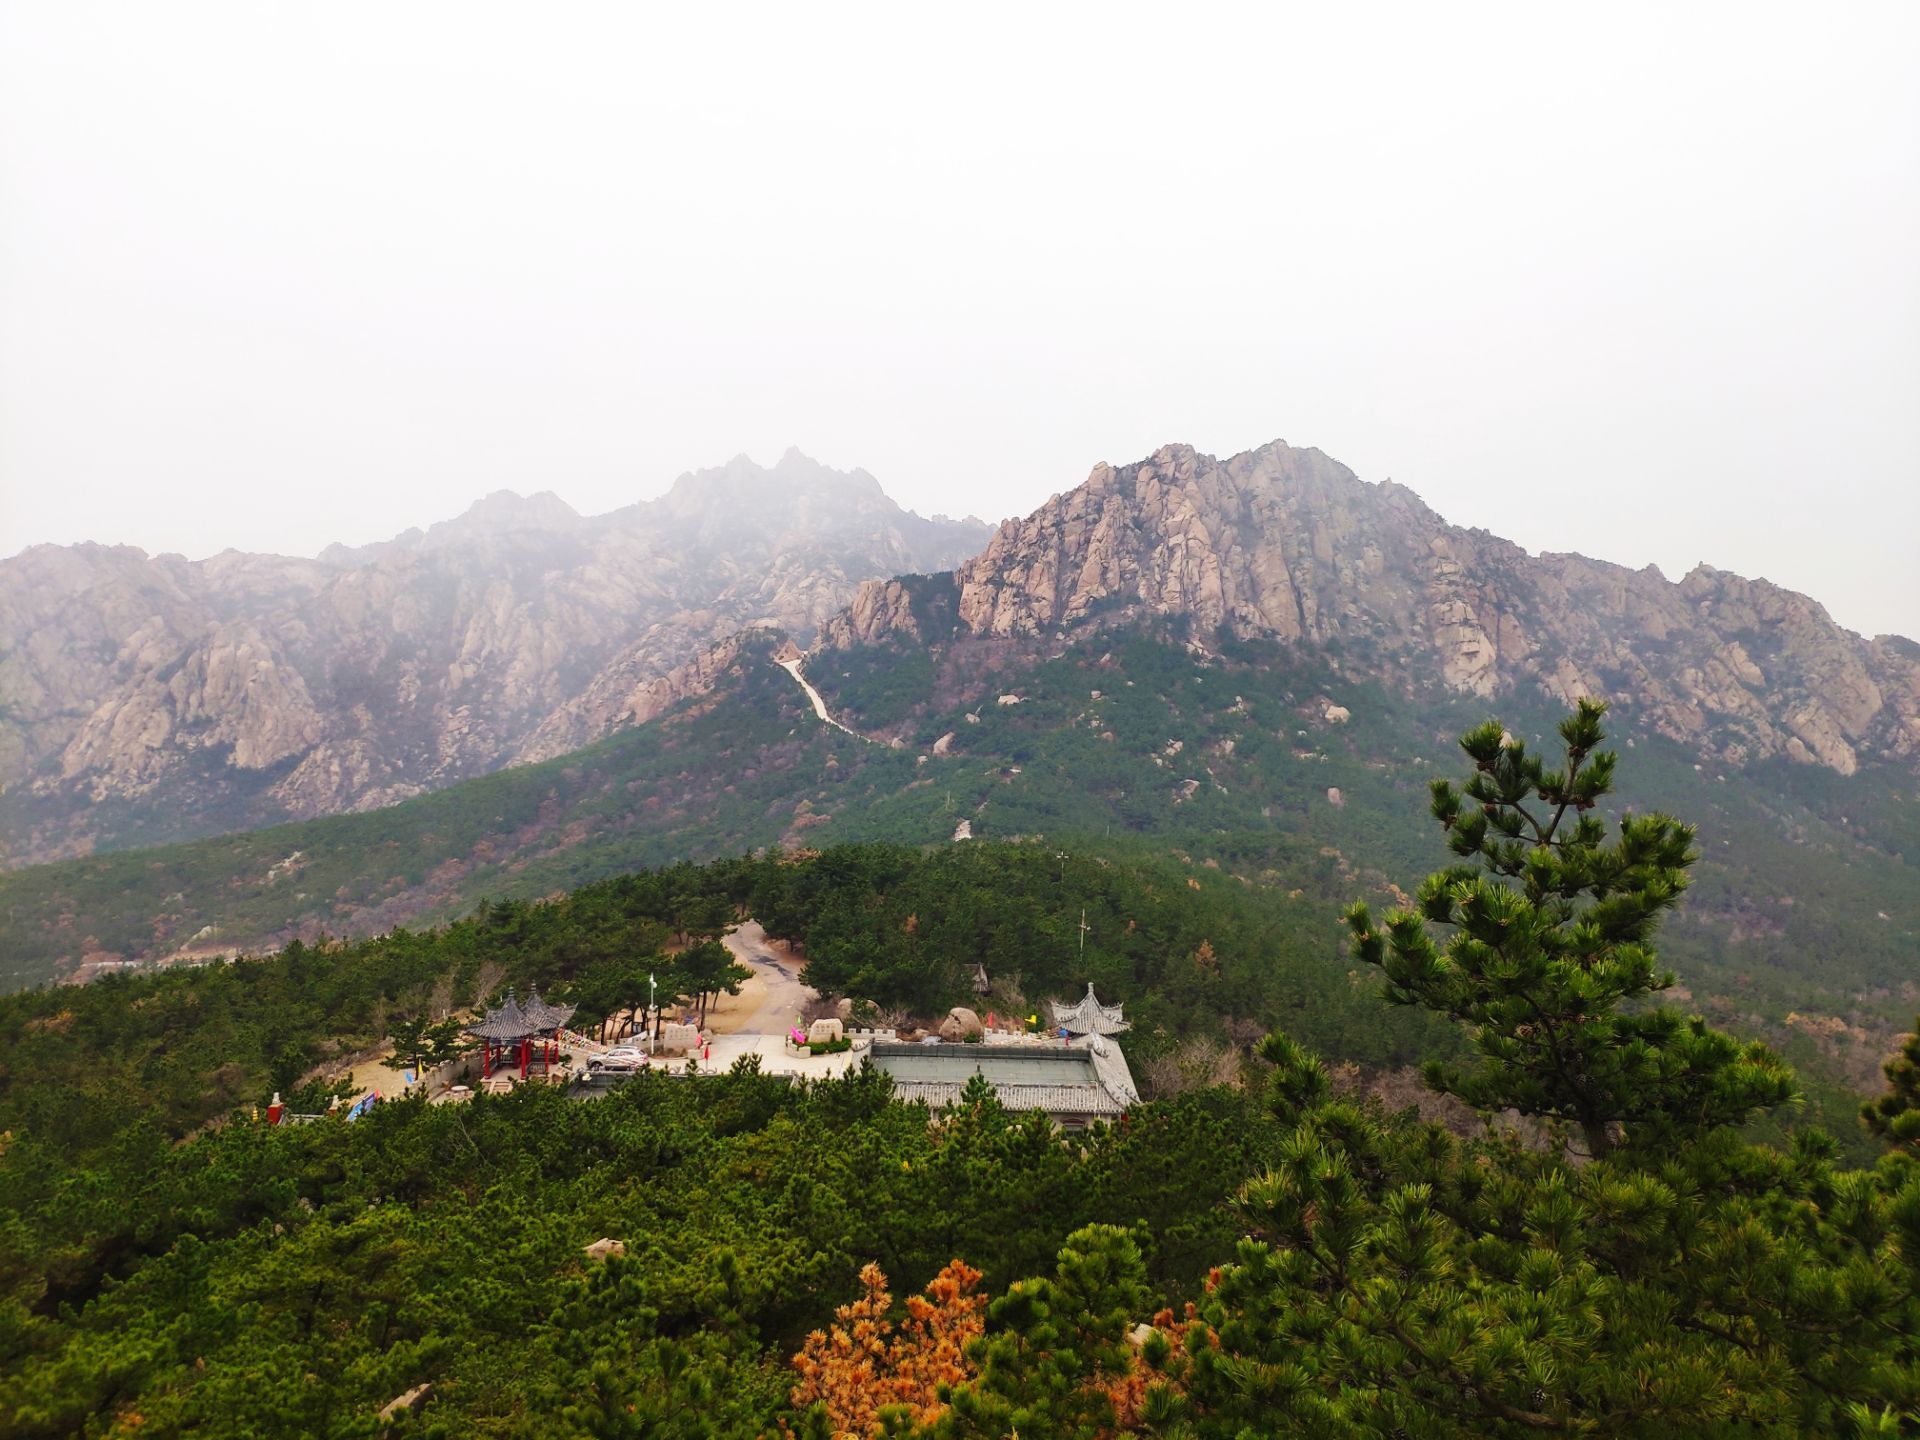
[
  {"xmin": 2, "ymin": 7, "xmax": 1915, "ymax": 638},
  {"xmin": 6, "ymin": 435, "xmax": 1915, "ymax": 877},
  {"xmin": 0, "ymin": 451, "xmax": 988, "ymax": 864}
]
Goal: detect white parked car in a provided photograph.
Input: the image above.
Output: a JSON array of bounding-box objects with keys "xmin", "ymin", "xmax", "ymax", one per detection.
[{"xmin": 588, "ymin": 1046, "xmax": 647, "ymax": 1074}]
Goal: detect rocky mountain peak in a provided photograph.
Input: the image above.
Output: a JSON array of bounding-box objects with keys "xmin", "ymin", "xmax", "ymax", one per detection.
[
  {"xmin": 632, "ymin": 452, "xmax": 986, "ymax": 561},
  {"xmin": 0, "ymin": 455, "xmax": 991, "ymax": 866},
  {"xmin": 430, "ymin": 489, "xmax": 583, "ymax": 540},
  {"xmin": 819, "ymin": 439, "xmax": 1920, "ymax": 778},
  {"xmin": 658, "ymin": 449, "xmax": 886, "ymax": 505},
  {"xmin": 774, "ymin": 444, "xmax": 840, "ymax": 474}
]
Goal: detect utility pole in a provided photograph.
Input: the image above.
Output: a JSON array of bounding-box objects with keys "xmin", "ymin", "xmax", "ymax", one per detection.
[
  {"xmin": 647, "ymin": 972, "xmax": 657, "ymax": 1055},
  {"xmin": 1078, "ymin": 908, "xmax": 1090, "ymax": 961}
]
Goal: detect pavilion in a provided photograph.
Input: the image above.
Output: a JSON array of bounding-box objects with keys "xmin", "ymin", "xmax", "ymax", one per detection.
[
  {"xmin": 469, "ymin": 985, "xmax": 576, "ymax": 1080},
  {"xmin": 1045, "ymin": 983, "xmax": 1130, "ymax": 1037}
]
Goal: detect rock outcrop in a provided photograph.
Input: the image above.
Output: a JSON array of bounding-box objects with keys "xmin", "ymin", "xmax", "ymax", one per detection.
[
  {"xmin": 821, "ymin": 441, "xmax": 1920, "ymax": 775},
  {"xmin": 57, "ymin": 620, "xmax": 328, "ymax": 794},
  {"xmin": 0, "ymin": 451, "xmax": 989, "ymax": 865},
  {"xmin": 816, "ymin": 576, "xmax": 928, "ymax": 649},
  {"xmin": 516, "ymin": 631, "xmax": 758, "ymax": 763},
  {"xmin": 939, "ymin": 1007, "xmax": 984, "ymax": 1041}
]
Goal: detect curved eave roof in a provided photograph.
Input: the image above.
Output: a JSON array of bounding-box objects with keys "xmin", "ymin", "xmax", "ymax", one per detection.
[
  {"xmin": 1045, "ymin": 983, "xmax": 1129, "ymax": 1036},
  {"xmin": 522, "ymin": 986, "xmax": 577, "ymax": 1032},
  {"xmin": 467, "ymin": 987, "xmax": 576, "ymax": 1042}
]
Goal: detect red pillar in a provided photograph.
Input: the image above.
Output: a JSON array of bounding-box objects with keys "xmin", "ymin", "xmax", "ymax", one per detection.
[{"xmin": 520, "ymin": 1038, "xmax": 528, "ymax": 1077}]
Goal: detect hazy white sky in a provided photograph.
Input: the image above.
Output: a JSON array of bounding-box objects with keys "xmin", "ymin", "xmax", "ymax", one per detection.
[{"xmin": 2, "ymin": 3, "xmax": 1916, "ymax": 636}]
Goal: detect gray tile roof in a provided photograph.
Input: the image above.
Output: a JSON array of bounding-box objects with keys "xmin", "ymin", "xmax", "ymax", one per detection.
[
  {"xmin": 887, "ymin": 1079, "xmax": 1125, "ymax": 1117},
  {"xmin": 1086, "ymin": 1035, "xmax": 1140, "ymax": 1105},
  {"xmin": 870, "ymin": 1036, "xmax": 1136, "ymax": 1119},
  {"xmin": 468, "ymin": 986, "xmax": 576, "ymax": 1041},
  {"xmin": 1045, "ymin": 983, "xmax": 1129, "ymax": 1036}
]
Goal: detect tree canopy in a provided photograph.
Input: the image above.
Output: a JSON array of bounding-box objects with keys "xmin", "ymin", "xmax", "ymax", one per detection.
[
  {"xmin": 1, "ymin": 704, "xmax": 1915, "ymax": 1436},
  {"xmin": 1348, "ymin": 699, "xmax": 1796, "ymax": 1157}
]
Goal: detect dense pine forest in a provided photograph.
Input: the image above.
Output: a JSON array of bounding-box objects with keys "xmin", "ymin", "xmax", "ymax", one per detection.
[
  {"xmin": 3, "ymin": 705, "xmax": 1918, "ymax": 1435},
  {"xmin": 8, "ymin": 634, "xmax": 1916, "ymax": 1060}
]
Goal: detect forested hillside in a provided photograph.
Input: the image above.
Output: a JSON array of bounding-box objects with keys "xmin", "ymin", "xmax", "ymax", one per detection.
[
  {"xmin": 7, "ymin": 630, "xmax": 1913, "ymax": 1116},
  {"xmin": 0, "ymin": 841, "xmax": 1451, "ymax": 1166},
  {"xmin": 4, "ymin": 710, "xmax": 1919, "ymax": 1435}
]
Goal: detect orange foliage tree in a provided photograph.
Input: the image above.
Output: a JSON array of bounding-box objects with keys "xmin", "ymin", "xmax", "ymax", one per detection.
[
  {"xmin": 1098, "ymin": 1303, "xmax": 1200, "ymax": 1435},
  {"xmin": 790, "ymin": 1259, "xmax": 986, "ymax": 1437}
]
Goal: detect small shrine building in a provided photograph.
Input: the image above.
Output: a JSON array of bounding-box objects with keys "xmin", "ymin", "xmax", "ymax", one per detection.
[{"xmin": 468, "ymin": 986, "xmax": 576, "ymax": 1079}]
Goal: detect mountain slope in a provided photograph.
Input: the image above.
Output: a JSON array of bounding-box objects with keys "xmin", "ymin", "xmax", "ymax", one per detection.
[
  {"xmin": 818, "ymin": 441, "xmax": 1920, "ymax": 776},
  {"xmin": 3, "ymin": 625, "xmax": 1914, "ymax": 1143},
  {"xmin": 0, "ymin": 451, "xmax": 988, "ymax": 865},
  {"xmin": 3, "ymin": 437, "xmax": 1915, "ymax": 1124}
]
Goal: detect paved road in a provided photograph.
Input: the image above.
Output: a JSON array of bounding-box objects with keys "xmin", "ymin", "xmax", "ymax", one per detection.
[{"xmin": 712, "ymin": 920, "xmax": 816, "ymax": 1035}]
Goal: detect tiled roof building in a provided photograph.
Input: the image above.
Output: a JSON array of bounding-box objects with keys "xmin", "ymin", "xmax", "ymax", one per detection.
[
  {"xmin": 868, "ymin": 1010, "xmax": 1139, "ymax": 1128},
  {"xmin": 1045, "ymin": 983, "xmax": 1130, "ymax": 1037}
]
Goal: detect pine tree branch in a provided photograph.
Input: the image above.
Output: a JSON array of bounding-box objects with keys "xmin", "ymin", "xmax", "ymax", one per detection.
[{"xmin": 1541, "ymin": 748, "xmax": 1586, "ymax": 846}]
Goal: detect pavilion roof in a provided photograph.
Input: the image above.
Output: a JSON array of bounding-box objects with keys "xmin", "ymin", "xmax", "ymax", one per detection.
[
  {"xmin": 468, "ymin": 986, "xmax": 575, "ymax": 1042},
  {"xmin": 523, "ymin": 984, "xmax": 576, "ymax": 1032},
  {"xmin": 1044, "ymin": 983, "xmax": 1129, "ymax": 1036}
]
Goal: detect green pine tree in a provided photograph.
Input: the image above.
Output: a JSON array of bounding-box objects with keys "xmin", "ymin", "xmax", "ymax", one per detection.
[
  {"xmin": 1347, "ymin": 698, "xmax": 1794, "ymax": 1157},
  {"xmin": 1864, "ymin": 1016, "xmax": 1920, "ymax": 1156},
  {"xmin": 928, "ymin": 1224, "xmax": 1151, "ymax": 1440},
  {"xmin": 676, "ymin": 939, "xmax": 752, "ymax": 1024},
  {"xmin": 381, "ymin": 1014, "xmax": 433, "ymax": 1076}
]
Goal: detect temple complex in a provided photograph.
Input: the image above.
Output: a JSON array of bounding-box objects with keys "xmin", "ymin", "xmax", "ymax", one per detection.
[{"xmin": 870, "ymin": 985, "xmax": 1138, "ymax": 1128}]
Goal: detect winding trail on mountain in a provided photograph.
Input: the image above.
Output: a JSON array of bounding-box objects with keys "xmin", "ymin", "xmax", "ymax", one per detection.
[{"xmin": 777, "ymin": 656, "xmax": 877, "ymax": 743}]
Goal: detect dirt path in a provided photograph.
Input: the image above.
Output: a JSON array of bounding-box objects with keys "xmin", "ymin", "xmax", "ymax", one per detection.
[
  {"xmin": 776, "ymin": 657, "xmax": 875, "ymax": 742},
  {"xmin": 707, "ymin": 919, "xmax": 816, "ymax": 1036}
]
